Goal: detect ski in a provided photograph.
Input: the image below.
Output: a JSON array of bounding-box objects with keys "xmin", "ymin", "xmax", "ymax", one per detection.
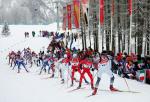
[
  {"xmin": 68, "ymin": 87, "xmax": 86, "ymax": 93},
  {"xmin": 41, "ymin": 76, "xmax": 58, "ymax": 79},
  {"xmin": 99, "ymin": 89, "xmax": 140, "ymax": 93},
  {"xmin": 117, "ymin": 90, "xmax": 140, "ymax": 93},
  {"xmin": 86, "ymin": 94, "xmax": 97, "ymax": 98},
  {"xmin": 41, "ymin": 77, "xmax": 51, "ymax": 79},
  {"xmin": 74, "ymin": 79, "xmax": 80, "ymax": 82},
  {"xmin": 86, "ymin": 89, "xmax": 140, "ymax": 98}
]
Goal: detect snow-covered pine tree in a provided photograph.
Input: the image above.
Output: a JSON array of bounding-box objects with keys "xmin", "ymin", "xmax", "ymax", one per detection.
[{"xmin": 1, "ymin": 22, "xmax": 10, "ymax": 36}]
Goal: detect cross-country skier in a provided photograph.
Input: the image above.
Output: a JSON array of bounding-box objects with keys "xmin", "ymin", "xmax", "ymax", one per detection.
[
  {"xmin": 25, "ymin": 50, "xmax": 33, "ymax": 67},
  {"xmin": 70, "ymin": 54, "xmax": 89, "ymax": 86},
  {"xmin": 39, "ymin": 55, "xmax": 50, "ymax": 75},
  {"xmin": 13, "ymin": 54, "xmax": 29, "ymax": 73},
  {"xmin": 77, "ymin": 55, "xmax": 94, "ymax": 89},
  {"xmin": 7, "ymin": 51, "xmax": 16, "ymax": 67},
  {"xmin": 55, "ymin": 57, "xmax": 64, "ymax": 78},
  {"xmin": 60, "ymin": 54, "xmax": 71, "ymax": 84},
  {"xmin": 92, "ymin": 52, "xmax": 100, "ymax": 70},
  {"xmin": 31, "ymin": 51, "xmax": 38, "ymax": 65},
  {"xmin": 48, "ymin": 53, "xmax": 56, "ymax": 77},
  {"xmin": 92, "ymin": 51, "xmax": 118, "ymax": 95},
  {"xmin": 37, "ymin": 51, "xmax": 44, "ymax": 66}
]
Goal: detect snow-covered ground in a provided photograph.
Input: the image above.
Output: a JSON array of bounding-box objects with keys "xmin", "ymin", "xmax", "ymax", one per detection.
[{"xmin": 0, "ymin": 24, "xmax": 150, "ymax": 102}]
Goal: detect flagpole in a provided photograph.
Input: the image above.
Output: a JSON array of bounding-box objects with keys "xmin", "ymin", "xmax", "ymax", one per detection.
[
  {"xmin": 100, "ymin": 0, "xmax": 104, "ymax": 52},
  {"xmin": 129, "ymin": 2, "xmax": 132, "ymax": 54},
  {"xmin": 70, "ymin": 1, "xmax": 73, "ymax": 50},
  {"xmin": 110, "ymin": 8, "xmax": 113, "ymax": 51},
  {"xmin": 110, "ymin": 0, "xmax": 114, "ymax": 51},
  {"xmin": 88, "ymin": 0, "xmax": 91, "ymax": 48},
  {"xmin": 129, "ymin": 16, "xmax": 132, "ymax": 54}
]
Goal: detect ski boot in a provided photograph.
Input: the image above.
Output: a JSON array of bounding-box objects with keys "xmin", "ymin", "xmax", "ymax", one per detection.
[
  {"xmin": 110, "ymin": 85, "xmax": 118, "ymax": 91},
  {"xmin": 84, "ymin": 79, "xmax": 89, "ymax": 84},
  {"xmin": 44, "ymin": 68, "xmax": 46, "ymax": 73},
  {"xmin": 50, "ymin": 74, "xmax": 54, "ymax": 78},
  {"xmin": 92, "ymin": 88, "xmax": 98, "ymax": 95},
  {"xmin": 17, "ymin": 69, "xmax": 20, "ymax": 73},
  {"xmin": 39, "ymin": 70, "xmax": 42, "ymax": 75},
  {"xmin": 70, "ymin": 80, "xmax": 74, "ymax": 87},
  {"xmin": 77, "ymin": 84, "xmax": 81, "ymax": 89},
  {"xmin": 91, "ymin": 84, "xmax": 94, "ymax": 90},
  {"xmin": 61, "ymin": 79, "xmax": 64, "ymax": 84},
  {"xmin": 25, "ymin": 69, "xmax": 29, "ymax": 73}
]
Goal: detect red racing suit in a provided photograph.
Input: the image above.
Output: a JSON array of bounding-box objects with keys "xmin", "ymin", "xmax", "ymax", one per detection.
[
  {"xmin": 79, "ymin": 58, "xmax": 94, "ymax": 88},
  {"xmin": 62, "ymin": 58, "xmax": 70, "ymax": 64},
  {"xmin": 71, "ymin": 57, "xmax": 86, "ymax": 82}
]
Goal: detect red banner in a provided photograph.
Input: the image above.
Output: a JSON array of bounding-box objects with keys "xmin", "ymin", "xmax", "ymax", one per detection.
[
  {"xmin": 73, "ymin": 0, "xmax": 80, "ymax": 29},
  {"xmin": 82, "ymin": 0, "xmax": 87, "ymax": 4},
  {"xmin": 128, "ymin": 0, "xmax": 132, "ymax": 15},
  {"xmin": 67, "ymin": 4, "xmax": 72, "ymax": 30},
  {"xmin": 111, "ymin": 0, "xmax": 114, "ymax": 16},
  {"xmin": 81, "ymin": 0, "xmax": 88, "ymax": 13},
  {"xmin": 100, "ymin": 0, "xmax": 104, "ymax": 25},
  {"xmin": 62, "ymin": 7, "xmax": 67, "ymax": 31}
]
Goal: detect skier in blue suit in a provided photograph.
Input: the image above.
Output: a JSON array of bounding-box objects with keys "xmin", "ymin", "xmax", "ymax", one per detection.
[
  {"xmin": 39, "ymin": 55, "xmax": 50, "ymax": 75},
  {"xmin": 13, "ymin": 54, "xmax": 29, "ymax": 73}
]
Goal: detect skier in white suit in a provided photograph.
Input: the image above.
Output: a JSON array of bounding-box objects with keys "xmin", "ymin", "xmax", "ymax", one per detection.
[
  {"xmin": 92, "ymin": 51, "xmax": 118, "ymax": 95},
  {"xmin": 59, "ymin": 54, "xmax": 72, "ymax": 84}
]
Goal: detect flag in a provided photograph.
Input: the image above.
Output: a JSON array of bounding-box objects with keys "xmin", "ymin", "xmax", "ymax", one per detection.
[
  {"xmin": 73, "ymin": 0, "xmax": 80, "ymax": 29},
  {"xmin": 62, "ymin": 7, "xmax": 67, "ymax": 31},
  {"xmin": 128, "ymin": 0, "xmax": 132, "ymax": 15},
  {"xmin": 55, "ymin": 33, "xmax": 64, "ymax": 42},
  {"xmin": 67, "ymin": 4, "xmax": 72, "ymax": 30},
  {"xmin": 100, "ymin": 0, "xmax": 104, "ymax": 25},
  {"xmin": 139, "ymin": 70, "xmax": 145, "ymax": 81},
  {"xmin": 82, "ymin": 0, "xmax": 87, "ymax": 4},
  {"xmin": 137, "ymin": 70, "xmax": 145, "ymax": 81},
  {"xmin": 81, "ymin": 0, "xmax": 88, "ymax": 13},
  {"xmin": 111, "ymin": 0, "xmax": 114, "ymax": 16},
  {"xmin": 128, "ymin": 0, "xmax": 132, "ymax": 53},
  {"xmin": 81, "ymin": 0, "xmax": 88, "ymax": 25}
]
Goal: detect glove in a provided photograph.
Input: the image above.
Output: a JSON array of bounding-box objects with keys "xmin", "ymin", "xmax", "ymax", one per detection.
[
  {"xmin": 91, "ymin": 68, "xmax": 95, "ymax": 71},
  {"xmin": 80, "ymin": 64, "xmax": 82, "ymax": 70},
  {"xmin": 68, "ymin": 62, "xmax": 71, "ymax": 66},
  {"xmin": 75, "ymin": 69, "xmax": 78, "ymax": 72}
]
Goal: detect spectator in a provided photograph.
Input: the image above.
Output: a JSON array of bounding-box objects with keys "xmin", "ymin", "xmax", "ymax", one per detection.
[{"xmin": 32, "ymin": 31, "xmax": 36, "ymax": 37}]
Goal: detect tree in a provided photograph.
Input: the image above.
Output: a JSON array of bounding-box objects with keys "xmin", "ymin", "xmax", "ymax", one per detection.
[{"xmin": 1, "ymin": 22, "xmax": 10, "ymax": 36}]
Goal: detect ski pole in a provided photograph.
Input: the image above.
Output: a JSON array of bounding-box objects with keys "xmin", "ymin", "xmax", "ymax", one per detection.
[
  {"xmin": 94, "ymin": 71, "xmax": 98, "ymax": 79},
  {"xmin": 124, "ymin": 78, "xmax": 131, "ymax": 92},
  {"xmin": 57, "ymin": 63, "xmax": 60, "ymax": 78},
  {"xmin": 67, "ymin": 64, "xmax": 70, "ymax": 88}
]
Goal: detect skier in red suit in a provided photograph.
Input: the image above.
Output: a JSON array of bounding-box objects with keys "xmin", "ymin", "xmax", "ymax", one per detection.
[
  {"xmin": 48, "ymin": 54, "xmax": 57, "ymax": 78},
  {"xmin": 77, "ymin": 56, "xmax": 94, "ymax": 89},
  {"xmin": 66, "ymin": 48, "xmax": 72, "ymax": 60},
  {"xmin": 70, "ymin": 54, "xmax": 89, "ymax": 86},
  {"xmin": 7, "ymin": 51, "xmax": 16, "ymax": 67}
]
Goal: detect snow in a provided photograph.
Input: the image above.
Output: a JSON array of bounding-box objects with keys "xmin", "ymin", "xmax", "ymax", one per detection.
[{"xmin": 0, "ymin": 24, "xmax": 150, "ymax": 102}]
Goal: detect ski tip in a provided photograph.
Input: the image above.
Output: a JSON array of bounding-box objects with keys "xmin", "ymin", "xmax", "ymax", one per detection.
[
  {"xmin": 117, "ymin": 90, "xmax": 141, "ymax": 93},
  {"xmin": 86, "ymin": 94, "xmax": 97, "ymax": 98}
]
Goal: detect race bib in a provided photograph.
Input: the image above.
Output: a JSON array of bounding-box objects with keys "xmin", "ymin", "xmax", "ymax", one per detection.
[
  {"xmin": 72, "ymin": 62, "xmax": 79, "ymax": 66},
  {"xmin": 83, "ymin": 64, "xmax": 89, "ymax": 68}
]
